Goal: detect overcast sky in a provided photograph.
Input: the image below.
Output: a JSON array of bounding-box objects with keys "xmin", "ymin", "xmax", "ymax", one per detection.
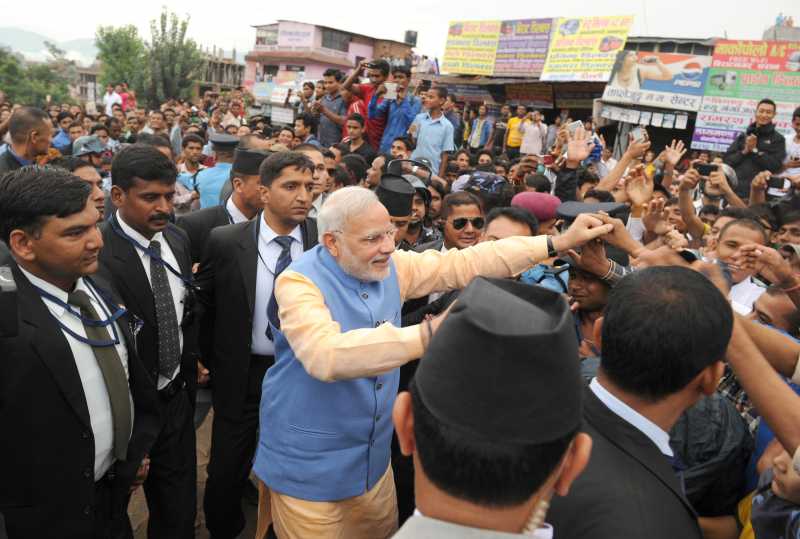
[{"xmin": 5, "ymin": 0, "xmax": 797, "ymax": 60}]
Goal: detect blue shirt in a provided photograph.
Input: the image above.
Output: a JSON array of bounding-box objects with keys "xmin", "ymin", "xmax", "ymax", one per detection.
[
  {"xmin": 318, "ymin": 94, "xmax": 346, "ymax": 147},
  {"xmin": 410, "ymin": 112, "xmax": 455, "ymax": 174},
  {"xmin": 368, "ymin": 93, "xmax": 422, "ymax": 154},
  {"xmin": 52, "ymin": 129, "xmax": 71, "ymax": 152},
  {"xmin": 194, "ymin": 162, "xmax": 232, "ymax": 208}
]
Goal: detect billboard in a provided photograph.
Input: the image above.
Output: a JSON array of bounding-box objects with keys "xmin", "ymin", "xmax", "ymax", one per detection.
[
  {"xmin": 602, "ymin": 51, "xmax": 711, "ymax": 111},
  {"xmin": 540, "ymin": 16, "xmax": 634, "ymax": 81},
  {"xmin": 691, "ymin": 40, "xmax": 800, "ymax": 151},
  {"xmin": 493, "ymin": 19, "xmax": 553, "ymax": 77},
  {"xmin": 504, "ymin": 83, "xmax": 554, "ymax": 108},
  {"xmin": 442, "ymin": 20, "xmax": 502, "ymax": 76}
]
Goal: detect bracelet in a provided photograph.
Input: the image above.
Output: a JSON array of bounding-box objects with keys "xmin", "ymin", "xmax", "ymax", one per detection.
[{"xmin": 546, "ymin": 236, "xmax": 557, "ymax": 257}]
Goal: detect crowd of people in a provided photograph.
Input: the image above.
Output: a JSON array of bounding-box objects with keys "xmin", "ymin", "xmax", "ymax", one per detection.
[{"xmin": 2, "ymin": 54, "xmax": 800, "ymax": 539}]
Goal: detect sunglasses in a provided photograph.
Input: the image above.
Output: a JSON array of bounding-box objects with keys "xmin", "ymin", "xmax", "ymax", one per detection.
[{"xmin": 451, "ymin": 217, "xmax": 485, "ymax": 230}]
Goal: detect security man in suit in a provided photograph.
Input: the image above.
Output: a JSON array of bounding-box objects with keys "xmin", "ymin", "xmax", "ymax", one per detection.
[
  {"xmin": 193, "ymin": 134, "xmax": 238, "ymax": 209},
  {"xmin": 548, "ymin": 266, "xmax": 732, "ymax": 538},
  {"xmin": 0, "ymin": 166, "xmax": 160, "ymax": 538},
  {"xmin": 177, "ymin": 149, "xmax": 270, "ymax": 264},
  {"xmin": 195, "ymin": 150, "xmax": 318, "ymax": 539},
  {"xmin": 96, "ymin": 144, "xmax": 199, "ymax": 539}
]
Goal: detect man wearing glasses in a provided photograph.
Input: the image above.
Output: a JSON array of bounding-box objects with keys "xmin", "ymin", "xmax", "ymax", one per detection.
[{"xmin": 252, "ymin": 185, "xmax": 614, "ymax": 538}]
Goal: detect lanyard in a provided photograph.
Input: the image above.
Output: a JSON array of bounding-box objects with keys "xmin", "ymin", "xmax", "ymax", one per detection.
[
  {"xmin": 110, "ymin": 215, "xmax": 193, "ymax": 289},
  {"xmin": 33, "ymin": 279, "xmax": 124, "ymax": 347}
]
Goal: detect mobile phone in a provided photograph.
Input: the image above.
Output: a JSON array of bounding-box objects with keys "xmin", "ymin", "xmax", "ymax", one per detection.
[
  {"xmin": 695, "ymin": 163, "xmax": 718, "ymax": 177},
  {"xmin": 768, "ymin": 176, "xmax": 788, "ymax": 189},
  {"xmin": 567, "ymin": 120, "xmax": 583, "ymax": 135},
  {"xmin": 542, "ymin": 154, "xmax": 554, "ymax": 166},
  {"xmin": 630, "ymin": 126, "xmax": 646, "ymax": 142},
  {"xmin": 677, "ymin": 249, "xmax": 701, "ymax": 263}
]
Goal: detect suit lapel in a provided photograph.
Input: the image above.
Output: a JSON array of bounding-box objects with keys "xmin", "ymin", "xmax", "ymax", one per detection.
[
  {"xmin": 109, "ymin": 227, "xmax": 156, "ymax": 326},
  {"xmin": 237, "ymin": 220, "xmax": 258, "ymax": 314},
  {"xmin": 14, "ymin": 266, "xmax": 92, "ymax": 429},
  {"xmin": 584, "ymin": 388, "xmax": 697, "ymax": 517},
  {"xmin": 164, "ymin": 224, "xmax": 191, "ymax": 278}
]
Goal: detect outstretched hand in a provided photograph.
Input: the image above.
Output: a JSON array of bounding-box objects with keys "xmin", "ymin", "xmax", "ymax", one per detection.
[{"xmin": 551, "ymin": 213, "xmax": 614, "ymax": 252}]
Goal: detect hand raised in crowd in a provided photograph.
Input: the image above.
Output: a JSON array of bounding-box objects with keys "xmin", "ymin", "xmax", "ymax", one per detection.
[
  {"xmin": 374, "ymin": 83, "xmax": 387, "ymax": 97},
  {"xmin": 592, "ymin": 212, "xmax": 645, "ymax": 257},
  {"xmin": 744, "ymin": 134, "xmax": 758, "ymax": 153},
  {"xmin": 752, "ymin": 171, "xmax": 770, "ymax": 193},
  {"xmin": 624, "ymin": 132, "xmax": 651, "ymax": 160},
  {"xmin": 662, "ymin": 139, "xmax": 686, "ymax": 168},
  {"xmin": 663, "ymin": 228, "xmax": 689, "ymax": 250},
  {"xmin": 551, "ymin": 213, "xmax": 614, "ymax": 252},
  {"xmin": 631, "ymin": 245, "xmax": 688, "ymax": 270},
  {"xmin": 735, "ymin": 244, "xmax": 797, "ymax": 288},
  {"xmin": 707, "ymin": 168, "xmax": 733, "ymax": 194},
  {"xmin": 565, "ymin": 127, "xmax": 595, "ymax": 166},
  {"xmin": 624, "ymin": 164, "xmax": 652, "ymax": 206},
  {"xmin": 679, "ymin": 168, "xmax": 701, "ymax": 191},
  {"xmin": 642, "ymin": 198, "xmax": 671, "ymax": 236},
  {"xmin": 567, "ymin": 239, "xmax": 611, "ymax": 279}
]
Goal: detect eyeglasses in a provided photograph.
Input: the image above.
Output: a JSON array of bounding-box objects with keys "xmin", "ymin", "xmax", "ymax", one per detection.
[
  {"xmin": 332, "ymin": 228, "xmax": 397, "ymax": 245},
  {"xmin": 451, "ymin": 217, "xmax": 485, "ymax": 230}
]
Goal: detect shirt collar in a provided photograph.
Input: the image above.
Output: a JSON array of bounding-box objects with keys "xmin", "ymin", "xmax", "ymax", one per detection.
[
  {"xmin": 116, "ymin": 213, "xmax": 164, "ymax": 252},
  {"xmin": 18, "ymin": 266, "xmax": 82, "ymax": 318},
  {"xmin": 259, "ymin": 212, "xmax": 302, "ymax": 246},
  {"xmin": 226, "ymin": 197, "xmax": 250, "ymax": 224},
  {"xmin": 8, "ymin": 146, "xmax": 32, "ymax": 166},
  {"xmin": 412, "ymin": 509, "xmax": 552, "ymax": 538},
  {"xmin": 589, "ymin": 378, "xmax": 673, "ymax": 456}
]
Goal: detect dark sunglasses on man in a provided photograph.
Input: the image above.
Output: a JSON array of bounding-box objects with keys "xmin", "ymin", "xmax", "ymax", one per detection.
[{"xmin": 451, "ymin": 217, "xmax": 485, "ymax": 230}]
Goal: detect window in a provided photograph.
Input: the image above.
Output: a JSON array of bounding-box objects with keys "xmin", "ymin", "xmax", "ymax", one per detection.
[
  {"xmin": 694, "ymin": 45, "xmax": 713, "ymax": 56},
  {"xmin": 256, "ymin": 26, "xmax": 278, "ymax": 46},
  {"xmin": 677, "ymin": 43, "xmax": 694, "ymax": 54},
  {"xmin": 322, "ymin": 29, "xmax": 350, "ymax": 52},
  {"xmin": 658, "ymin": 42, "xmax": 676, "ymax": 53},
  {"xmin": 624, "ymin": 42, "xmax": 638, "ymax": 51},
  {"xmin": 637, "ymin": 43, "xmax": 655, "ymax": 52}
]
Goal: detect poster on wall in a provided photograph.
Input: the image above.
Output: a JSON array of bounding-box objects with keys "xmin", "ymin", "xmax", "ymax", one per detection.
[
  {"xmin": 504, "ymin": 83, "xmax": 554, "ymax": 108},
  {"xmin": 692, "ymin": 40, "xmax": 800, "ymax": 151},
  {"xmin": 442, "ymin": 20, "xmax": 502, "ymax": 76},
  {"xmin": 493, "ymin": 18, "xmax": 553, "ymax": 77},
  {"xmin": 540, "ymin": 16, "xmax": 634, "ymax": 81},
  {"xmin": 602, "ymin": 51, "xmax": 711, "ymax": 111}
]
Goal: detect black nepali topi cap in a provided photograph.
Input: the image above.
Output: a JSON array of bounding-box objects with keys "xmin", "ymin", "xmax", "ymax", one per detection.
[
  {"xmin": 234, "ymin": 148, "xmax": 270, "ymax": 175},
  {"xmin": 209, "ymin": 133, "xmax": 239, "ymax": 151},
  {"xmin": 376, "ymin": 174, "xmax": 415, "ymax": 217},
  {"xmin": 415, "ymin": 277, "xmax": 583, "ymax": 444}
]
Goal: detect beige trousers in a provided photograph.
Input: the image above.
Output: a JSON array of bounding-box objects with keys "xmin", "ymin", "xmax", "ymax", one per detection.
[{"xmin": 255, "ymin": 465, "xmax": 398, "ymax": 539}]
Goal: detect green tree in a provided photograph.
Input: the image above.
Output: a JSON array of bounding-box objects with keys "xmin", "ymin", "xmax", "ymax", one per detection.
[
  {"xmin": 95, "ymin": 25, "xmax": 146, "ymax": 89},
  {"xmin": 0, "ymin": 47, "xmax": 72, "ymax": 106},
  {"xmin": 142, "ymin": 9, "xmax": 204, "ymax": 108}
]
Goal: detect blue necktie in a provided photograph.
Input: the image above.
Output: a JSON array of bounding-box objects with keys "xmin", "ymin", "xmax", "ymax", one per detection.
[{"xmin": 266, "ymin": 236, "xmax": 294, "ymax": 340}]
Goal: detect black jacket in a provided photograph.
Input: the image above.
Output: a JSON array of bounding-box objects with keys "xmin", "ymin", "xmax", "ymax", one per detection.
[
  {"xmin": 0, "ymin": 149, "xmax": 23, "ymax": 176},
  {"xmin": 96, "ymin": 220, "xmax": 199, "ymax": 402},
  {"xmin": 548, "ymin": 387, "xmax": 702, "ymax": 539},
  {"xmin": 176, "ymin": 205, "xmax": 231, "ymax": 264},
  {"xmin": 193, "ymin": 217, "xmax": 317, "ymax": 419},
  {"xmin": 724, "ymin": 122, "xmax": 786, "ymax": 198},
  {"xmin": 0, "ymin": 264, "xmax": 160, "ymax": 539}
]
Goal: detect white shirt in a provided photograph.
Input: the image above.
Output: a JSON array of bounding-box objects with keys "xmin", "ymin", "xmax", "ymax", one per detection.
[
  {"xmin": 20, "ymin": 268, "xmax": 132, "ymax": 480},
  {"xmin": 308, "ymin": 192, "xmax": 328, "ymax": 219},
  {"xmin": 226, "ymin": 197, "xmax": 250, "ymax": 224},
  {"xmin": 601, "ymin": 157, "xmax": 618, "ymax": 171},
  {"xmin": 590, "ymin": 378, "xmax": 673, "ymax": 457},
  {"xmin": 251, "ymin": 213, "xmax": 304, "ymax": 356},
  {"xmin": 785, "ymin": 137, "xmax": 800, "ymax": 176},
  {"xmin": 520, "ymin": 121, "xmax": 547, "ymax": 156},
  {"xmin": 103, "ymin": 91, "xmax": 122, "ymax": 116},
  {"xmin": 117, "ymin": 214, "xmax": 186, "ymax": 389},
  {"xmin": 729, "ymin": 277, "xmax": 766, "ymax": 315},
  {"xmin": 412, "ymin": 510, "xmax": 553, "ymax": 538}
]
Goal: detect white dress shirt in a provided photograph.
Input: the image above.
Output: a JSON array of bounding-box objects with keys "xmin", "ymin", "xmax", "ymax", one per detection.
[
  {"xmin": 590, "ymin": 378, "xmax": 673, "ymax": 457},
  {"xmin": 117, "ymin": 214, "xmax": 185, "ymax": 389},
  {"xmin": 226, "ymin": 196, "xmax": 250, "ymax": 224},
  {"xmin": 428, "ymin": 242, "xmax": 452, "ymax": 304},
  {"xmin": 251, "ymin": 213, "xmax": 304, "ymax": 356},
  {"xmin": 21, "ymin": 268, "xmax": 132, "ymax": 480},
  {"xmin": 412, "ymin": 510, "xmax": 553, "ymax": 538}
]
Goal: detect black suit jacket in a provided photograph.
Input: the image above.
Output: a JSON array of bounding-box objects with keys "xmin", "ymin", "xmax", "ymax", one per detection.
[
  {"xmin": 194, "ymin": 216, "xmax": 317, "ymax": 419},
  {"xmin": 548, "ymin": 388, "xmax": 701, "ymax": 539},
  {"xmin": 96, "ymin": 220, "xmax": 199, "ymax": 402},
  {"xmin": 0, "ymin": 150, "xmax": 22, "ymax": 176},
  {"xmin": 0, "ymin": 263, "xmax": 160, "ymax": 539},
  {"xmin": 176, "ymin": 205, "xmax": 231, "ymax": 264}
]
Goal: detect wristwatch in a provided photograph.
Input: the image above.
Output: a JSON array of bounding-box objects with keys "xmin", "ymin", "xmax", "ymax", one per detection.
[{"xmin": 546, "ymin": 236, "xmax": 557, "ymax": 258}]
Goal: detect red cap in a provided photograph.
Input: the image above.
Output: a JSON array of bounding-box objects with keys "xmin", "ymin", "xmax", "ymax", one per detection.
[{"xmin": 511, "ymin": 192, "xmax": 561, "ymax": 222}]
